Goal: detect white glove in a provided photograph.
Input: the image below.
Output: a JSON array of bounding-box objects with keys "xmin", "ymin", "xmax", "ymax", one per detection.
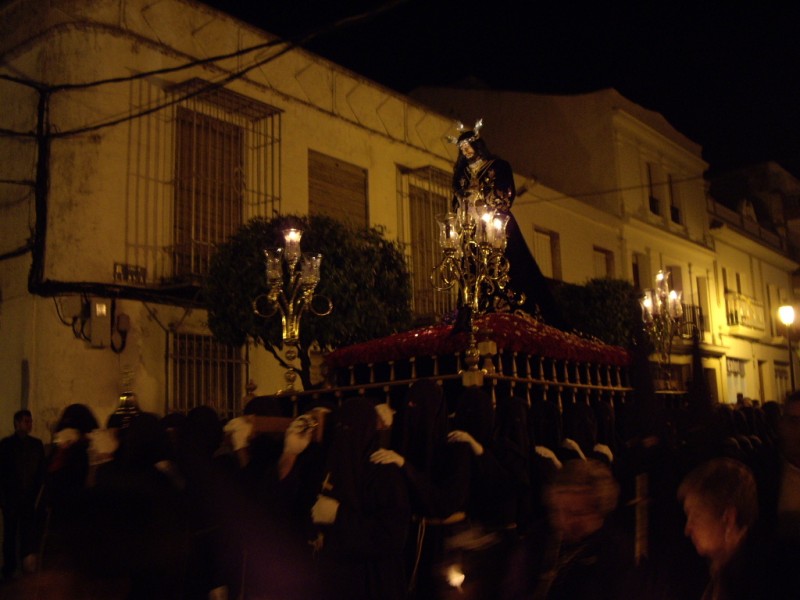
[
  {"xmin": 374, "ymin": 403, "xmax": 395, "ymax": 429},
  {"xmin": 311, "ymin": 494, "xmax": 340, "ymax": 524},
  {"xmin": 223, "ymin": 416, "xmax": 254, "ymax": 451},
  {"xmin": 87, "ymin": 428, "xmax": 119, "ymax": 465},
  {"xmin": 593, "ymin": 443, "xmax": 614, "ymax": 464},
  {"xmin": 561, "ymin": 438, "xmax": 587, "ymax": 460},
  {"xmin": 534, "ymin": 445, "xmax": 563, "ymax": 469},
  {"xmin": 448, "ymin": 430, "xmax": 484, "ymax": 456},
  {"xmin": 283, "ymin": 414, "xmax": 315, "ymax": 455},
  {"xmin": 54, "ymin": 427, "xmax": 81, "ymax": 448},
  {"xmin": 370, "ymin": 448, "xmax": 405, "ymax": 468}
]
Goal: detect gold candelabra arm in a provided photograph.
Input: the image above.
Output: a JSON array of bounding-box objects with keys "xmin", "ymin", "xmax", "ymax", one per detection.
[
  {"xmin": 431, "ymin": 251, "xmax": 460, "ymax": 291},
  {"xmin": 307, "ymin": 292, "xmax": 334, "ymax": 317},
  {"xmin": 253, "ymin": 293, "xmax": 280, "ymax": 319}
]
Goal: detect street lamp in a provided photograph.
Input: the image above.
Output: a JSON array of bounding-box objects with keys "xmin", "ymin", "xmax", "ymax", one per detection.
[
  {"xmin": 640, "ymin": 270, "xmax": 684, "ymax": 390},
  {"xmin": 778, "ymin": 304, "xmax": 795, "ymax": 392},
  {"xmin": 253, "ymin": 226, "xmax": 332, "ymax": 392}
]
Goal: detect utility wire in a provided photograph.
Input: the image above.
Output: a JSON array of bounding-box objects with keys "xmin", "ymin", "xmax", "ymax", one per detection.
[
  {"xmin": 0, "ymin": 0, "xmax": 409, "ymax": 139},
  {"xmin": 514, "ymin": 172, "xmax": 707, "ymax": 206}
]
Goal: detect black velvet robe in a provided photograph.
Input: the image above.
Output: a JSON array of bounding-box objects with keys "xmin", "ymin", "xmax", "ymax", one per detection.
[{"xmin": 315, "ymin": 397, "xmax": 411, "ymax": 600}]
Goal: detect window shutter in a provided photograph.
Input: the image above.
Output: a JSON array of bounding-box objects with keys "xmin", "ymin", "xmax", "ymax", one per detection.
[{"xmin": 308, "ymin": 150, "xmax": 368, "ymax": 227}]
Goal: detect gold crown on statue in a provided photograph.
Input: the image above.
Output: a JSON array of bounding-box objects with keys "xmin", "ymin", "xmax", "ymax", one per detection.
[{"xmin": 446, "ymin": 118, "xmax": 483, "ymax": 145}]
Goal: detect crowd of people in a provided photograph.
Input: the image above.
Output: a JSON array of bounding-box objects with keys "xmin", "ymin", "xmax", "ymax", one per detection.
[{"xmin": 0, "ymin": 384, "xmax": 798, "ymax": 599}]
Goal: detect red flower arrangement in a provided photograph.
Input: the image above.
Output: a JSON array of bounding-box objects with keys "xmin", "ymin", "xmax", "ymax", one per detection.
[{"xmin": 324, "ymin": 312, "xmax": 630, "ymax": 370}]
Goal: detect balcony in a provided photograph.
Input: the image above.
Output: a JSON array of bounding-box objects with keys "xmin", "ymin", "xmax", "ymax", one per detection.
[
  {"xmin": 724, "ymin": 291, "xmax": 765, "ymax": 338},
  {"xmin": 708, "ymin": 200, "xmax": 786, "ymax": 252},
  {"xmin": 677, "ymin": 303, "xmax": 705, "ymax": 338}
]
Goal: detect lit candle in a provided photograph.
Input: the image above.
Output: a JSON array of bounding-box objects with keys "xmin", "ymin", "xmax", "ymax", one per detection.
[
  {"xmin": 668, "ymin": 290, "xmax": 683, "ymax": 318},
  {"xmin": 283, "ymin": 228, "xmax": 302, "ymax": 264},
  {"xmin": 478, "ymin": 211, "xmax": 492, "ymax": 244},
  {"xmin": 641, "ymin": 292, "xmax": 654, "ymax": 323},
  {"xmin": 490, "ymin": 213, "xmax": 509, "ymax": 249}
]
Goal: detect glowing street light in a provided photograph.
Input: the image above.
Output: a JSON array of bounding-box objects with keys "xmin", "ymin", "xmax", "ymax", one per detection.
[{"xmin": 779, "ymin": 304, "xmax": 796, "ymax": 392}]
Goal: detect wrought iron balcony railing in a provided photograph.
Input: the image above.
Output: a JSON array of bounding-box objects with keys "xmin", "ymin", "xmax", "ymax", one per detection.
[{"xmin": 725, "ymin": 291, "xmax": 765, "ymax": 333}]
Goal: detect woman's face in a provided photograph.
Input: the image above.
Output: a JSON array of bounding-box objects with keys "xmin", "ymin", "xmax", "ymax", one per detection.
[{"xmin": 682, "ymin": 492, "xmax": 727, "ymax": 561}]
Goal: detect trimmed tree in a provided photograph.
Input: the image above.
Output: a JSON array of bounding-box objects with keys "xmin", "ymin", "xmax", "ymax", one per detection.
[{"xmin": 202, "ymin": 214, "xmax": 413, "ymax": 389}]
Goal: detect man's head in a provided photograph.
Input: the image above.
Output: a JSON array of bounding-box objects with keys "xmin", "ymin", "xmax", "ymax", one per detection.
[
  {"xmin": 13, "ymin": 410, "xmax": 33, "ymax": 436},
  {"xmin": 544, "ymin": 458, "xmax": 620, "ymax": 543}
]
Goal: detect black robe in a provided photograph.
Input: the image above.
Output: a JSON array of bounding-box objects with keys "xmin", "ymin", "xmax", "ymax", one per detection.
[{"xmin": 315, "ymin": 397, "xmax": 411, "ymax": 600}]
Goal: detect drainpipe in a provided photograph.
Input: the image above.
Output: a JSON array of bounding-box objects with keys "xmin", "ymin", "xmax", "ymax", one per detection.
[{"xmin": 28, "ymin": 89, "xmax": 51, "ymax": 294}]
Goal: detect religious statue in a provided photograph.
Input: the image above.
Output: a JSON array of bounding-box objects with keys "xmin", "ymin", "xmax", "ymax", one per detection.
[{"xmin": 449, "ymin": 119, "xmax": 570, "ymax": 331}]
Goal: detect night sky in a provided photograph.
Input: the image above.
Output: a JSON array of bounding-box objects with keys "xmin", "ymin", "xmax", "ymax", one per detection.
[{"xmin": 207, "ymin": 1, "xmax": 800, "ymax": 178}]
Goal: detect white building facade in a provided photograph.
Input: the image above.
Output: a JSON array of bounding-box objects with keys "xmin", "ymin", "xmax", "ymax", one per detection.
[
  {"xmin": 1, "ymin": 0, "xmax": 797, "ymax": 440},
  {"xmin": 0, "ymin": 0, "xmax": 469, "ymax": 436},
  {"xmin": 412, "ymin": 87, "xmax": 799, "ymax": 405}
]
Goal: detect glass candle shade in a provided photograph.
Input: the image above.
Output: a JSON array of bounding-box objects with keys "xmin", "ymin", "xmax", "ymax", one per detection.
[
  {"xmin": 283, "ymin": 228, "xmax": 303, "ymax": 264},
  {"xmin": 437, "ymin": 213, "xmax": 460, "ymax": 251},
  {"xmin": 265, "ymin": 248, "xmax": 284, "ymax": 286},
  {"xmin": 300, "ymin": 253, "xmax": 323, "ymax": 287}
]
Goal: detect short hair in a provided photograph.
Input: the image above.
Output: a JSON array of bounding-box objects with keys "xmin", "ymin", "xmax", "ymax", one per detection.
[
  {"xmin": 678, "ymin": 457, "xmax": 758, "ymax": 530},
  {"xmin": 13, "ymin": 409, "xmax": 31, "ymax": 423},
  {"xmin": 545, "ymin": 458, "xmax": 620, "ymax": 518}
]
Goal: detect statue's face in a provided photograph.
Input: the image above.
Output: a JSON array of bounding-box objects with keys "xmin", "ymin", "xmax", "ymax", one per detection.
[{"xmin": 458, "ymin": 141, "xmax": 475, "ymax": 159}]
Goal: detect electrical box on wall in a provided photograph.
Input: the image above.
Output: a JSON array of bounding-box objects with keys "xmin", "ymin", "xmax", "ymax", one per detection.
[{"xmin": 90, "ymin": 298, "xmax": 111, "ymax": 348}]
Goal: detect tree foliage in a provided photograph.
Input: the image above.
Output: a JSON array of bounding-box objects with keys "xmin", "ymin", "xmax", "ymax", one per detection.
[
  {"xmin": 551, "ymin": 278, "xmax": 643, "ymax": 348},
  {"xmin": 202, "ymin": 215, "xmax": 413, "ymax": 375}
]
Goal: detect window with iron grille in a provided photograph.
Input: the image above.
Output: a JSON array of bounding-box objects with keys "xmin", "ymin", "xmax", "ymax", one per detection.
[
  {"xmin": 168, "ymin": 80, "xmax": 281, "ymax": 282},
  {"xmin": 170, "ymin": 332, "xmax": 246, "ymax": 420},
  {"xmin": 174, "ymin": 107, "xmax": 244, "ymax": 278},
  {"xmin": 398, "ymin": 166, "xmax": 454, "ymax": 321}
]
